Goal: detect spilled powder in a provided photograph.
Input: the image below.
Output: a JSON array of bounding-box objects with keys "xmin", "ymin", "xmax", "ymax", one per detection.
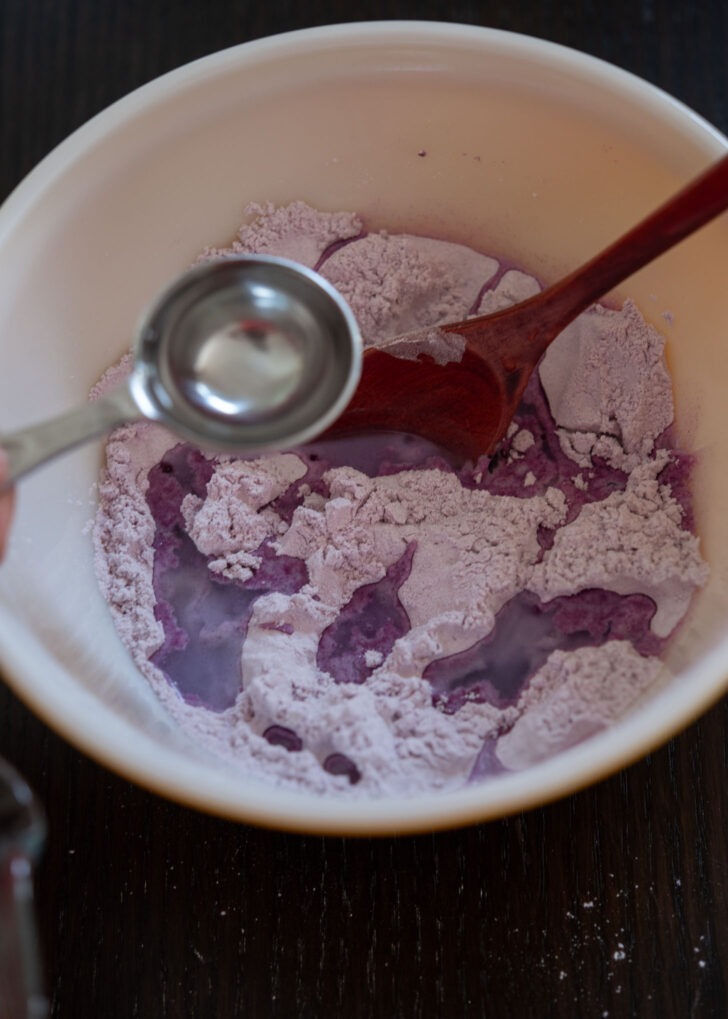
[{"xmin": 93, "ymin": 202, "xmax": 708, "ymax": 797}]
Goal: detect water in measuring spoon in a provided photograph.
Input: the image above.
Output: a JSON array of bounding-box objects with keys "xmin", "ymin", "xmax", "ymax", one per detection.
[
  {"xmin": 172, "ymin": 302, "xmax": 309, "ymax": 424},
  {"xmin": 170, "ymin": 283, "xmax": 312, "ymax": 421}
]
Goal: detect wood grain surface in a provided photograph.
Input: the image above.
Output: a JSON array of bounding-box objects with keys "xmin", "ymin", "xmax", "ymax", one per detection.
[{"xmin": 1, "ymin": 2, "xmax": 727, "ymax": 1016}]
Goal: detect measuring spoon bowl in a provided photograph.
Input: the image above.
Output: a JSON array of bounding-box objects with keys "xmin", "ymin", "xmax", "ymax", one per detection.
[{"xmin": 0, "ymin": 256, "xmax": 362, "ymax": 488}]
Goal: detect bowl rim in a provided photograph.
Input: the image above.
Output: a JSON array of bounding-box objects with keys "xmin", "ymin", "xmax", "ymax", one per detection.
[{"xmin": 1, "ymin": 20, "xmax": 727, "ymax": 836}]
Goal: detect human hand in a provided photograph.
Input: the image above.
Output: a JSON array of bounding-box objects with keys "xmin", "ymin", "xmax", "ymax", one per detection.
[{"xmin": 0, "ymin": 451, "xmax": 14, "ymax": 561}]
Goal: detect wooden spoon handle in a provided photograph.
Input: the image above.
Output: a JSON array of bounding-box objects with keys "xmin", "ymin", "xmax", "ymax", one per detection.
[{"xmin": 532, "ymin": 150, "xmax": 728, "ymax": 341}]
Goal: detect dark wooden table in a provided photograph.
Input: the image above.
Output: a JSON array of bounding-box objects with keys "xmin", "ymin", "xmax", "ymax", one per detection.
[{"xmin": 1, "ymin": 3, "xmax": 727, "ymax": 1016}]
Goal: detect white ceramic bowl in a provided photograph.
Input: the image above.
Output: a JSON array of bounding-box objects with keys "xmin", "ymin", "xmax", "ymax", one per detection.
[{"xmin": 1, "ymin": 22, "xmax": 727, "ymax": 835}]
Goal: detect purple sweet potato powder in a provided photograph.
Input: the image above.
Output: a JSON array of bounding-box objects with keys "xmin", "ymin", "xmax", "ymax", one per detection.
[{"xmin": 92, "ymin": 202, "xmax": 708, "ymax": 797}]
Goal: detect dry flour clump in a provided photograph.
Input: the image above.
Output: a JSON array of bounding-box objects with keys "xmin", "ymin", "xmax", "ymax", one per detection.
[
  {"xmin": 539, "ymin": 301, "xmax": 674, "ymax": 472},
  {"xmin": 321, "ymin": 233, "xmax": 498, "ymax": 345},
  {"xmin": 93, "ymin": 202, "xmax": 708, "ymax": 798},
  {"xmin": 496, "ymin": 643, "xmax": 663, "ymax": 770},
  {"xmin": 197, "ymin": 200, "xmax": 363, "ymax": 270},
  {"xmin": 528, "ymin": 453, "xmax": 708, "ymax": 638},
  {"xmin": 278, "ymin": 466, "xmax": 568, "ymax": 671}
]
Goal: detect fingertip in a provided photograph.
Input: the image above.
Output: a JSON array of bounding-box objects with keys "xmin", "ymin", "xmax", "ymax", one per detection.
[{"xmin": 0, "ymin": 450, "xmax": 15, "ymax": 561}]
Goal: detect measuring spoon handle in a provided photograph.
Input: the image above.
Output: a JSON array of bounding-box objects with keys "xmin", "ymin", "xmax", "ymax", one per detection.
[{"xmin": 0, "ymin": 383, "xmax": 140, "ymax": 490}]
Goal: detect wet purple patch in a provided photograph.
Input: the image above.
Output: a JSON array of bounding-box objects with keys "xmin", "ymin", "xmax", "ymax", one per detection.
[
  {"xmin": 147, "ymin": 445, "xmax": 308, "ymax": 712},
  {"xmin": 427, "ymin": 589, "xmax": 660, "ymax": 714},
  {"xmin": 263, "ymin": 725, "xmax": 304, "ymax": 753},
  {"xmin": 316, "ymin": 543, "xmax": 416, "ymax": 684},
  {"xmin": 323, "ymin": 753, "xmax": 362, "ymax": 785},
  {"xmin": 469, "ymin": 736, "xmax": 510, "ymax": 781}
]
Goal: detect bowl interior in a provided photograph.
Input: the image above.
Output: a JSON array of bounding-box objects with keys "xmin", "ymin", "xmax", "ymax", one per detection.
[{"xmin": 1, "ymin": 23, "xmax": 727, "ymax": 833}]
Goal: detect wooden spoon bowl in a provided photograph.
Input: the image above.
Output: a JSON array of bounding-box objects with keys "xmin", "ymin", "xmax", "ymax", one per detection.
[{"xmin": 328, "ymin": 152, "xmax": 728, "ymax": 462}]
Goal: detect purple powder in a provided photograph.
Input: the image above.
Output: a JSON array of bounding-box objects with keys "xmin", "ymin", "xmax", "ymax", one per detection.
[
  {"xmin": 263, "ymin": 725, "xmax": 304, "ymax": 753},
  {"xmin": 316, "ymin": 541, "xmax": 416, "ymax": 684},
  {"xmin": 322, "ymin": 753, "xmax": 362, "ymax": 785},
  {"xmin": 93, "ymin": 201, "xmax": 708, "ymax": 797}
]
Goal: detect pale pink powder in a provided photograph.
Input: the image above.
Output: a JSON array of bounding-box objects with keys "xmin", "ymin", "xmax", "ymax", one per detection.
[
  {"xmin": 539, "ymin": 300, "xmax": 674, "ymax": 471},
  {"xmin": 528, "ymin": 452, "xmax": 707, "ymax": 637},
  {"xmin": 92, "ymin": 202, "xmax": 707, "ymax": 797},
  {"xmin": 321, "ymin": 232, "xmax": 498, "ymax": 345},
  {"xmin": 197, "ymin": 200, "xmax": 362, "ymax": 270}
]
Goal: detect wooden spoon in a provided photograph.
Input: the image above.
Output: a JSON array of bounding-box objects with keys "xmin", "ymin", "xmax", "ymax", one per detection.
[{"xmin": 327, "ymin": 152, "xmax": 728, "ymax": 461}]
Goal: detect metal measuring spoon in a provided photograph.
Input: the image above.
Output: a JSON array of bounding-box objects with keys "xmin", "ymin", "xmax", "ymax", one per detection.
[{"xmin": 0, "ymin": 255, "xmax": 362, "ymax": 488}]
